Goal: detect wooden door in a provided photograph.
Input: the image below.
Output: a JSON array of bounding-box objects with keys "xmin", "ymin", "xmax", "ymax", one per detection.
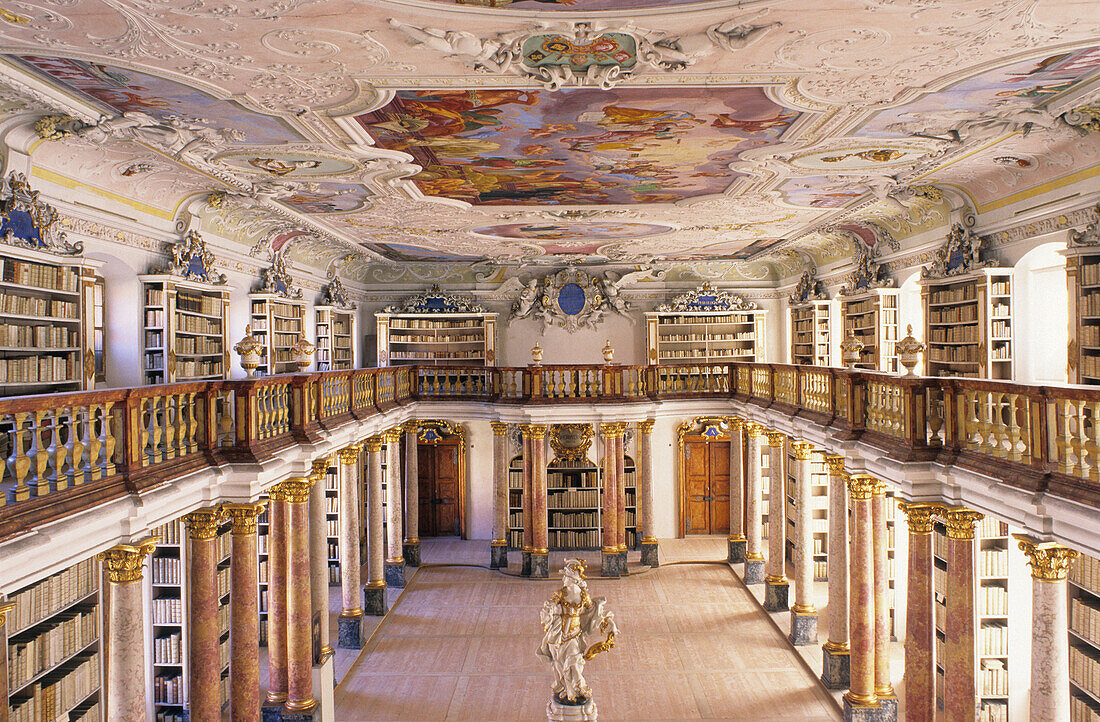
[
  {"xmin": 709, "ymin": 443, "xmax": 730, "ymax": 535},
  {"xmin": 682, "ymin": 439, "xmax": 731, "ymax": 535},
  {"xmin": 417, "ymin": 442, "xmax": 461, "ymax": 536}
]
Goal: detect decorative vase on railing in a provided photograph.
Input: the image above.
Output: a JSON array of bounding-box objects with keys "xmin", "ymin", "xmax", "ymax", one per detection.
[
  {"xmin": 233, "ymin": 324, "xmax": 264, "ymax": 377},
  {"xmin": 531, "ymin": 341, "xmax": 544, "ymax": 366},
  {"xmin": 291, "ymin": 335, "xmax": 316, "ymax": 372},
  {"xmin": 840, "ymin": 331, "xmax": 864, "ymax": 369},
  {"xmin": 897, "ymin": 324, "xmax": 925, "ymax": 376},
  {"xmin": 602, "ymin": 339, "xmax": 615, "ymax": 365}
]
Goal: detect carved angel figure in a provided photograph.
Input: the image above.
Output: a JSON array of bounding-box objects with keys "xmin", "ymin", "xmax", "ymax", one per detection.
[
  {"xmin": 647, "ymin": 11, "xmax": 780, "ymax": 69},
  {"xmin": 389, "ymin": 19, "xmax": 511, "ymax": 73},
  {"xmin": 536, "ymin": 559, "xmax": 617, "ymax": 704},
  {"xmin": 511, "ymin": 278, "xmax": 541, "ymax": 319}
]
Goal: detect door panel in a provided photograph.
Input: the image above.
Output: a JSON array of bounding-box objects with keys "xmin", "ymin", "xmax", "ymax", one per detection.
[
  {"xmin": 683, "ymin": 441, "xmax": 710, "ymax": 534},
  {"xmin": 434, "ymin": 444, "xmax": 460, "ymax": 536},
  {"xmin": 709, "ymin": 443, "xmax": 731, "ymax": 535},
  {"xmin": 417, "ymin": 445, "xmax": 435, "ymax": 536}
]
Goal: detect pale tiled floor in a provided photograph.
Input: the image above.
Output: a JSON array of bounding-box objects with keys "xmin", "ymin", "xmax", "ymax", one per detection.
[{"xmin": 333, "ymin": 537, "xmax": 841, "ymax": 721}]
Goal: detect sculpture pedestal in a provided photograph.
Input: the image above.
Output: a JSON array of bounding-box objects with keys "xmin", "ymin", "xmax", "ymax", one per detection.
[{"xmin": 547, "ymin": 695, "xmax": 597, "ymax": 722}]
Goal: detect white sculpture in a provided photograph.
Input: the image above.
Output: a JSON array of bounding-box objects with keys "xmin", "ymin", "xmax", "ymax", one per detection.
[
  {"xmin": 389, "ymin": 19, "xmax": 511, "ymax": 73},
  {"xmin": 646, "ymin": 11, "xmax": 781, "ymax": 69},
  {"xmin": 538, "ymin": 559, "xmax": 617, "ymax": 720}
]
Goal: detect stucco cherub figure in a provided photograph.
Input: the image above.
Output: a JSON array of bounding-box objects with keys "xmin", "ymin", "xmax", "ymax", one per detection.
[{"xmin": 537, "ymin": 559, "xmax": 618, "ymax": 707}]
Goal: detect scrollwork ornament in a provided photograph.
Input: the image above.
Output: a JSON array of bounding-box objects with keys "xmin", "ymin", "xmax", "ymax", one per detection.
[
  {"xmin": 321, "ymin": 276, "xmax": 355, "ymax": 309},
  {"xmin": 845, "ymin": 474, "xmax": 877, "ymax": 501},
  {"xmin": 898, "ymin": 502, "xmax": 942, "ymax": 534},
  {"xmin": 656, "ymin": 282, "xmax": 758, "ymax": 313},
  {"xmin": 384, "ymin": 284, "xmax": 486, "ymax": 314},
  {"xmin": 259, "ymin": 251, "xmax": 302, "ymax": 298},
  {"xmin": 159, "ymin": 229, "xmax": 228, "ymax": 284},
  {"xmin": 0, "ymin": 172, "xmax": 83, "ymax": 256},
  {"xmin": 183, "ymin": 507, "xmax": 223, "ymax": 540},
  {"xmin": 1015, "ymin": 538, "xmax": 1080, "ymax": 582},
  {"xmin": 840, "ymin": 246, "xmax": 894, "ymax": 296},
  {"xmin": 222, "ymin": 503, "xmax": 266, "ymax": 536},
  {"xmin": 98, "ymin": 538, "xmax": 158, "ymax": 584},
  {"xmin": 1069, "ymin": 203, "xmax": 1100, "ymax": 247},
  {"xmin": 921, "ymin": 223, "xmax": 997, "ymax": 280},
  {"xmin": 939, "ymin": 508, "xmax": 984, "ymax": 540},
  {"xmin": 825, "ymin": 454, "xmax": 845, "ymax": 476}
]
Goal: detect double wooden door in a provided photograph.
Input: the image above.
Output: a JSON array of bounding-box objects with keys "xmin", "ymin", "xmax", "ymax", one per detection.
[
  {"xmin": 418, "ymin": 442, "xmax": 461, "ymax": 536},
  {"xmin": 682, "ymin": 439, "xmax": 731, "ymax": 535}
]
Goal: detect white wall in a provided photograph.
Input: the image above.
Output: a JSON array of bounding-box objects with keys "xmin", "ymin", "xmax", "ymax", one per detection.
[{"xmin": 1013, "ymin": 241, "xmax": 1068, "ymax": 384}]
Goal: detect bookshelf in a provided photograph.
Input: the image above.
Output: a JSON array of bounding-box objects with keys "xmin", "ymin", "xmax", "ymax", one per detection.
[
  {"xmin": 377, "ymin": 286, "xmax": 496, "ymax": 367},
  {"xmin": 214, "ymin": 519, "xmax": 231, "ymax": 710},
  {"xmin": 624, "ymin": 456, "xmax": 638, "ymax": 550},
  {"xmin": 257, "ymin": 505, "xmax": 269, "ymax": 648},
  {"xmin": 1070, "ymin": 552, "xmax": 1100, "ymax": 722},
  {"xmin": 325, "ymin": 464, "xmax": 340, "ymax": 586},
  {"xmin": 1065, "ymin": 246, "xmax": 1100, "ymax": 384},
  {"xmin": 547, "ymin": 458, "xmax": 601, "ymax": 550},
  {"xmin": 508, "ymin": 456, "xmax": 524, "ymax": 550},
  {"xmin": 760, "ymin": 439, "xmax": 771, "ymax": 542},
  {"xmin": 148, "ymin": 520, "xmax": 185, "ymax": 719},
  {"xmin": 921, "ymin": 269, "xmax": 1013, "ymax": 380},
  {"xmin": 784, "ymin": 447, "xmax": 830, "ymax": 580},
  {"xmin": 647, "ymin": 284, "xmax": 766, "ymax": 364},
  {"xmin": 315, "ymin": 306, "xmax": 356, "ymax": 372},
  {"xmin": 840, "ymin": 289, "xmax": 899, "ymax": 373},
  {"xmin": 790, "ymin": 301, "xmax": 831, "ymax": 366},
  {"xmin": 249, "ymin": 294, "xmax": 306, "ymax": 375},
  {"xmin": 140, "ymin": 276, "xmax": 229, "ymax": 385},
  {"xmin": 5, "ymin": 557, "xmax": 101, "ymax": 722}
]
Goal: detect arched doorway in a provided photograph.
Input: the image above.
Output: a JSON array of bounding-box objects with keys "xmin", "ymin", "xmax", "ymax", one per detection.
[
  {"xmin": 415, "ymin": 420, "xmax": 467, "ymax": 538},
  {"xmin": 678, "ymin": 416, "xmax": 732, "ymax": 536}
]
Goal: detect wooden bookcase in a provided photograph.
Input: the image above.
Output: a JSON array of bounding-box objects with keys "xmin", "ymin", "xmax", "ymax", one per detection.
[
  {"xmin": 645, "ymin": 310, "xmax": 766, "ymax": 364},
  {"xmin": 377, "ymin": 314, "xmax": 497, "ymax": 367},
  {"xmin": 624, "ymin": 457, "xmax": 638, "ymax": 551},
  {"xmin": 315, "ymin": 306, "xmax": 356, "ymax": 372},
  {"xmin": 325, "ymin": 463, "xmax": 340, "ymax": 586},
  {"xmin": 921, "ymin": 269, "xmax": 1013, "ymax": 380},
  {"xmin": 5, "ymin": 557, "xmax": 102, "ymax": 722},
  {"xmin": 840, "ymin": 289, "xmax": 899, "ymax": 373},
  {"xmin": 140, "ymin": 276, "xmax": 229, "ymax": 384},
  {"xmin": 1065, "ymin": 247, "xmax": 1100, "ymax": 384},
  {"xmin": 784, "ymin": 447, "xmax": 830, "ymax": 580},
  {"xmin": 257, "ymin": 505, "xmax": 269, "ymax": 648},
  {"xmin": 1070, "ymin": 552, "xmax": 1100, "ymax": 722},
  {"xmin": 760, "ymin": 442, "xmax": 771, "ymax": 542},
  {"xmin": 508, "ymin": 456, "xmax": 523, "ymax": 550},
  {"xmin": 789, "ymin": 301, "xmax": 831, "ymax": 366},
  {"xmin": 249, "ymin": 294, "xmax": 306, "ymax": 375}
]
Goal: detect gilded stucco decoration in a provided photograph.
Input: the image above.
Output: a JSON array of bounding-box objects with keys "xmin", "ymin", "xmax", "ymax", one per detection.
[{"xmin": 920, "ymin": 223, "xmax": 997, "ymax": 280}]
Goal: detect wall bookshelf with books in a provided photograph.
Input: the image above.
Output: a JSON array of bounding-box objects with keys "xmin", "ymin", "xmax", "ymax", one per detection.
[
  {"xmin": 840, "ymin": 289, "xmax": 899, "ymax": 373},
  {"xmin": 147, "ymin": 519, "xmax": 185, "ymax": 719},
  {"xmin": 784, "ymin": 447, "xmax": 830, "ymax": 580},
  {"xmin": 1070, "ymin": 552, "xmax": 1100, "ymax": 722},
  {"xmin": 315, "ymin": 306, "xmax": 356, "ymax": 372},
  {"xmin": 789, "ymin": 301, "xmax": 832, "ymax": 366},
  {"xmin": 645, "ymin": 310, "xmax": 766, "ymax": 364},
  {"xmin": 920, "ymin": 269, "xmax": 1013, "ymax": 380},
  {"xmin": 377, "ymin": 313, "xmax": 497, "ymax": 367},
  {"xmin": 249, "ymin": 294, "xmax": 306, "ymax": 375},
  {"xmin": 325, "ymin": 464, "xmax": 340, "ymax": 586},
  {"xmin": 508, "ymin": 456, "xmax": 524, "ymax": 551},
  {"xmin": 140, "ymin": 276, "xmax": 229, "ymax": 385},
  {"xmin": 257, "ymin": 505, "xmax": 269, "ymax": 648},
  {"xmin": 5, "ymin": 557, "xmax": 102, "ymax": 722},
  {"xmin": 624, "ymin": 456, "xmax": 638, "ymax": 551},
  {"xmin": 1063, "ymin": 248, "xmax": 1100, "ymax": 384},
  {"xmin": 547, "ymin": 458, "xmax": 601, "ymax": 551}
]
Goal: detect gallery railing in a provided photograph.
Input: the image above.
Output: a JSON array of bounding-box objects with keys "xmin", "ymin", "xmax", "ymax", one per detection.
[{"xmin": 1, "ymin": 362, "xmax": 1097, "ymax": 541}]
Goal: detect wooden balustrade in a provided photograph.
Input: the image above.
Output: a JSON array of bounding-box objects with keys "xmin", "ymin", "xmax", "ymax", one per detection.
[{"xmin": 3, "ymin": 363, "xmax": 1100, "ymax": 542}]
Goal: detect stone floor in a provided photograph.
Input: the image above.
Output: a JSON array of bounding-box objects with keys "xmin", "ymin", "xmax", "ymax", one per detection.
[{"xmin": 332, "ymin": 537, "xmax": 841, "ymax": 721}]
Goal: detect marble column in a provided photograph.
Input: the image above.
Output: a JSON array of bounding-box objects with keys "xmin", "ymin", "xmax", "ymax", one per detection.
[
  {"xmin": 638, "ymin": 419, "xmax": 658, "ymax": 567},
  {"xmin": 521, "ymin": 426, "xmax": 534, "ymax": 577},
  {"xmin": 490, "ymin": 422, "xmax": 509, "ymax": 569},
  {"xmin": 763, "ymin": 430, "xmax": 789, "ymax": 612},
  {"xmin": 898, "ymin": 502, "xmax": 939, "ymax": 722},
  {"xmin": 383, "ymin": 428, "xmax": 406, "ymax": 588},
  {"xmin": 529, "ymin": 424, "xmax": 549, "ymax": 578},
  {"xmin": 363, "ymin": 436, "xmax": 387, "ymax": 616},
  {"xmin": 336, "ymin": 445, "xmax": 364, "ymax": 648},
  {"xmin": 789, "ymin": 442, "xmax": 817, "ymax": 645},
  {"xmin": 942, "ymin": 507, "xmax": 983, "ymax": 722},
  {"xmin": 98, "ymin": 538, "xmax": 157, "ymax": 722},
  {"xmin": 183, "ymin": 507, "xmax": 223, "ymax": 722},
  {"xmin": 614, "ymin": 423, "xmax": 628, "ymax": 575},
  {"xmin": 403, "ymin": 420, "xmax": 421, "ymax": 567},
  {"xmin": 843, "ymin": 475, "xmax": 881, "ymax": 720},
  {"xmin": 744, "ymin": 423, "xmax": 766, "ymax": 585},
  {"xmin": 223, "ymin": 503, "xmax": 264, "ymax": 722},
  {"xmin": 822, "ymin": 455, "xmax": 850, "ymax": 690},
  {"xmin": 726, "ymin": 417, "xmax": 746, "ymax": 564},
  {"xmin": 282, "ymin": 477, "xmax": 317, "ymax": 715},
  {"xmin": 599, "ymin": 423, "xmax": 620, "ymax": 578},
  {"xmin": 870, "ymin": 480, "xmax": 896, "ymax": 720},
  {"xmin": 266, "ymin": 486, "xmax": 290, "ymax": 706},
  {"xmin": 308, "ymin": 458, "xmax": 331, "ymax": 659}
]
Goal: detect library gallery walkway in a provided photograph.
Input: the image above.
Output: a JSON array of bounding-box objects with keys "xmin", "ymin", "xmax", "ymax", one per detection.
[{"xmin": 333, "ymin": 541, "xmax": 840, "ymax": 721}]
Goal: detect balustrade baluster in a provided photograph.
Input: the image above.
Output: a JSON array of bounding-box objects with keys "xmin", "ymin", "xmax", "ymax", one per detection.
[
  {"xmin": 29, "ymin": 410, "xmax": 49, "ymax": 496},
  {"xmin": 85, "ymin": 405, "xmax": 101, "ymax": 481},
  {"xmin": 8, "ymin": 412, "xmax": 30, "ymax": 502},
  {"xmin": 45, "ymin": 408, "xmax": 65, "ymax": 492},
  {"xmin": 1085, "ymin": 401, "xmax": 1100, "ymax": 483},
  {"xmin": 66, "ymin": 407, "xmax": 84, "ymax": 486}
]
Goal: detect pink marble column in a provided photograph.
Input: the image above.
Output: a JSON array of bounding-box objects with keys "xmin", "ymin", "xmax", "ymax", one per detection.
[
  {"xmin": 763, "ymin": 430, "xmax": 788, "ymax": 612},
  {"xmin": 98, "ymin": 539, "xmax": 157, "ymax": 722},
  {"xmin": 403, "ymin": 420, "xmax": 421, "ymax": 566},
  {"xmin": 726, "ymin": 417, "xmax": 746, "ymax": 564},
  {"xmin": 821, "ymin": 456, "xmax": 850, "ymax": 689},
  {"xmin": 283, "ymin": 477, "xmax": 317, "ymax": 714},
  {"xmin": 789, "ymin": 442, "xmax": 817, "ymax": 645},
  {"xmin": 223, "ymin": 503, "xmax": 264, "ymax": 722},
  {"xmin": 490, "ymin": 422, "xmax": 509, "ymax": 568},
  {"xmin": 599, "ymin": 423, "xmax": 620, "ymax": 578},
  {"xmin": 363, "ymin": 437, "xmax": 387, "ymax": 616},
  {"xmin": 943, "ymin": 507, "xmax": 983, "ymax": 722},
  {"xmin": 870, "ymin": 480, "xmax": 895, "ymax": 717},
  {"xmin": 529, "ymin": 424, "xmax": 549, "ymax": 578},
  {"xmin": 743, "ymin": 424, "xmax": 766, "ymax": 585},
  {"xmin": 638, "ymin": 420, "xmax": 658, "ymax": 567},
  {"xmin": 308, "ymin": 459, "xmax": 330, "ymax": 658},
  {"xmin": 898, "ymin": 502, "xmax": 939, "ymax": 722},
  {"xmin": 614, "ymin": 424, "xmax": 627, "ymax": 567},
  {"xmin": 337, "ymin": 445, "xmax": 364, "ymax": 648},
  {"xmin": 184, "ymin": 508, "xmax": 223, "ymax": 722},
  {"xmin": 844, "ymin": 475, "xmax": 878, "ymax": 715},
  {"xmin": 384, "ymin": 428, "xmax": 405, "ymax": 587},
  {"xmin": 266, "ymin": 487, "xmax": 290, "ymax": 705},
  {"xmin": 521, "ymin": 426, "xmax": 535, "ymax": 576},
  {"xmin": 1016, "ymin": 536, "xmax": 1079, "ymax": 722}
]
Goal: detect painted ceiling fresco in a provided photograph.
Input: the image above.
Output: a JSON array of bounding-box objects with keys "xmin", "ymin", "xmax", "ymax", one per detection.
[
  {"xmin": 423, "ymin": 0, "xmax": 718, "ymax": 12},
  {"xmin": 473, "ymin": 221, "xmax": 672, "ymax": 239},
  {"xmin": 356, "ymin": 87, "xmax": 801, "ymax": 205}
]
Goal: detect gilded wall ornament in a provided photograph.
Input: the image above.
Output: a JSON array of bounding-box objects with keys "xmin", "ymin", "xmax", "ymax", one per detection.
[
  {"xmin": 0, "ymin": 172, "xmax": 83, "ymax": 256},
  {"xmin": 1069, "ymin": 203, "xmax": 1100, "ymax": 247},
  {"xmin": 839, "ymin": 246, "xmax": 894, "ymax": 296},
  {"xmin": 383, "ymin": 284, "xmax": 486, "ymax": 314},
  {"xmin": 788, "ymin": 269, "xmax": 827, "ymax": 304},
  {"xmin": 921, "ymin": 223, "xmax": 997, "ymax": 279},
  {"xmin": 549, "ymin": 423, "xmax": 594, "ymax": 462},
  {"xmin": 1015, "ymin": 537, "xmax": 1080, "ymax": 582},
  {"xmin": 321, "ymin": 276, "xmax": 355, "ymax": 308},
  {"xmin": 259, "ymin": 251, "xmax": 303, "ymax": 298},
  {"xmin": 98, "ymin": 538, "xmax": 158, "ymax": 584},
  {"xmin": 655, "ymin": 282, "xmax": 758, "ymax": 313},
  {"xmin": 157, "ymin": 230, "xmax": 228, "ymax": 284}
]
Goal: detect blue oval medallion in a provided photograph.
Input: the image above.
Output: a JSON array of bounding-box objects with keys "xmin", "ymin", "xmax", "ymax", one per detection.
[{"xmin": 558, "ymin": 283, "xmax": 586, "ymax": 315}]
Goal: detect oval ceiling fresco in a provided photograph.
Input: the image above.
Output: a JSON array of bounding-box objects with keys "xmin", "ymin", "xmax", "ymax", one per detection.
[{"xmin": 473, "ymin": 221, "xmax": 674, "ymax": 240}]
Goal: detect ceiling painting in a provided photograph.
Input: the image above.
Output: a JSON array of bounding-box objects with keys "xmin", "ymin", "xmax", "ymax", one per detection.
[
  {"xmin": 362, "ymin": 243, "xmax": 485, "ymax": 263},
  {"xmin": 275, "ymin": 183, "xmax": 374, "ymax": 214},
  {"xmin": 216, "ymin": 151, "xmax": 358, "ymax": 178},
  {"xmin": 472, "ymin": 221, "xmax": 672, "ymax": 240},
  {"xmin": 414, "ymin": 0, "xmax": 725, "ymax": 12},
  {"xmin": 356, "ymin": 87, "xmax": 802, "ymax": 205},
  {"xmin": 777, "ymin": 176, "xmax": 864, "ymax": 208}
]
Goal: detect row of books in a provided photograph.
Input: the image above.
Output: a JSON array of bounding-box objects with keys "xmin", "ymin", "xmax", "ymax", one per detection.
[
  {"xmin": 979, "ymin": 585, "xmax": 1008, "ymax": 616},
  {"xmin": 1080, "ymin": 325, "xmax": 1100, "ymax": 347},
  {"xmin": 0, "ymin": 323, "xmax": 77, "ymax": 348},
  {"xmin": 328, "ymin": 565, "xmax": 341, "ymax": 586},
  {"xmin": 549, "ymin": 511, "xmax": 599, "ymax": 528},
  {"xmin": 659, "ymin": 350, "xmax": 755, "ymax": 360},
  {"xmin": 176, "ymin": 293, "xmax": 222, "ymax": 317},
  {"xmin": 843, "ymin": 299, "xmax": 885, "ymax": 316},
  {"xmin": 390, "ymin": 319, "xmax": 483, "ymax": 330},
  {"xmin": 977, "ymin": 549, "xmax": 1009, "ymax": 577},
  {"xmin": 0, "ymin": 356, "xmax": 79, "ymax": 384},
  {"xmin": 156, "ymin": 711, "xmax": 186, "ymax": 722},
  {"xmin": 658, "ymin": 332, "xmax": 757, "ymax": 342},
  {"xmin": 1071, "ymin": 695, "xmax": 1100, "ymax": 722},
  {"xmin": 176, "ymin": 360, "xmax": 223, "ymax": 378},
  {"xmin": 980, "ymin": 661, "xmax": 1008, "ymax": 695},
  {"xmin": 991, "ymin": 303, "xmax": 1011, "ymax": 318},
  {"xmin": 991, "ymin": 345, "xmax": 1011, "ymax": 361},
  {"xmin": 1072, "ymin": 595, "xmax": 1100, "ymax": 646},
  {"xmin": 6, "ymin": 559, "xmax": 98, "ymax": 634},
  {"xmin": 175, "ymin": 325, "xmax": 223, "ymax": 348},
  {"xmin": 0, "ymin": 294, "xmax": 76, "ymax": 319},
  {"xmin": 153, "ymin": 631, "xmax": 182, "ymax": 665},
  {"xmin": 656, "ymin": 314, "xmax": 756, "ymax": 325},
  {"xmin": 547, "ymin": 530, "xmax": 600, "ymax": 548},
  {"xmin": 151, "ymin": 557, "xmax": 181, "ymax": 585},
  {"xmin": 269, "ymin": 331, "xmax": 301, "ymax": 349},
  {"xmin": 1070, "ymin": 645, "xmax": 1100, "ymax": 698},
  {"xmin": 154, "ymin": 672, "xmax": 184, "ymax": 703},
  {"xmin": 548, "ymin": 489, "xmax": 601, "ymax": 508},
  {"xmin": 813, "ymin": 560, "xmax": 828, "ymax": 580},
  {"xmin": 1, "ymin": 259, "xmax": 79, "ymax": 292},
  {"xmin": 929, "ymin": 305, "xmax": 979, "ymax": 324},
  {"xmin": 979, "ymin": 623, "xmax": 1008, "ymax": 656},
  {"xmin": 1083, "ymin": 356, "xmax": 1100, "ymax": 379},
  {"xmin": 991, "ymin": 320, "xmax": 1011, "ymax": 338},
  {"xmin": 929, "ymin": 347, "xmax": 981, "ymax": 364},
  {"xmin": 252, "ymin": 301, "xmax": 302, "ymax": 318},
  {"xmin": 990, "ymin": 280, "xmax": 1010, "ymax": 296},
  {"xmin": 7, "ymin": 609, "xmax": 98, "ymax": 688},
  {"xmin": 390, "ymin": 351, "xmax": 483, "ymax": 360},
  {"xmin": 508, "ymin": 512, "xmax": 525, "ymax": 528},
  {"xmin": 928, "ymin": 285, "xmax": 978, "ymax": 305},
  {"xmin": 930, "ymin": 326, "xmax": 981, "ymax": 343},
  {"xmin": 1080, "ymin": 261, "xmax": 1100, "ymax": 286},
  {"xmin": 9, "ymin": 653, "xmax": 99, "ymax": 722},
  {"xmin": 390, "ymin": 332, "xmax": 484, "ymax": 343},
  {"xmin": 152, "ymin": 597, "xmax": 182, "ymax": 625},
  {"xmin": 216, "ymin": 567, "xmax": 230, "ymax": 599},
  {"xmin": 327, "ymin": 540, "xmax": 339, "ymax": 561},
  {"xmin": 980, "ymin": 701, "xmax": 1008, "ymax": 722},
  {"xmin": 1072, "ymin": 553, "xmax": 1100, "ymax": 596}
]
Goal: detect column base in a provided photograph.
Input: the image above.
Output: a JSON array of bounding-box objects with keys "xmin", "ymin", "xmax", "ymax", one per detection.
[
  {"xmin": 601, "ymin": 551, "xmax": 620, "ymax": 578},
  {"xmin": 337, "ymin": 614, "xmax": 365, "ymax": 649},
  {"xmin": 727, "ymin": 537, "xmax": 746, "ymax": 564},
  {"xmin": 262, "ymin": 702, "xmax": 285, "ymax": 722},
  {"xmin": 530, "ymin": 551, "xmax": 549, "ymax": 579},
  {"xmin": 490, "ymin": 543, "xmax": 508, "ymax": 569},
  {"xmin": 842, "ymin": 697, "xmax": 889, "ymax": 722},
  {"xmin": 763, "ymin": 578, "xmax": 789, "ymax": 612},
  {"xmin": 877, "ymin": 696, "xmax": 897, "ymax": 722},
  {"xmin": 616, "ymin": 550, "xmax": 629, "ymax": 577},
  {"xmin": 743, "ymin": 557, "xmax": 765, "ymax": 585},
  {"xmin": 280, "ymin": 709, "xmax": 319, "ymax": 722},
  {"xmin": 363, "ymin": 585, "xmax": 387, "ymax": 616},
  {"xmin": 820, "ymin": 646, "xmax": 850, "ymax": 689},
  {"xmin": 640, "ymin": 541, "xmax": 659, "ymax": 567},
  {"xmin": 403, "ymin": 541, "xmax": 421, "ymax": 567},
  {"xmin": 384, "ymin": 561, "xmax": 406, "ymax": 588},
  {"xmin": 788, "ymin": 609, "xmax": 818, "ymax": 646},
  {"xmin": 521, "ymin": 550, "xmax": 532, "ymax": 577}
]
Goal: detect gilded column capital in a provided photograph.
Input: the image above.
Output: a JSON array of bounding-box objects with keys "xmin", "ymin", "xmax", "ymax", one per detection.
[
  {"xmin": 791, "ymin": 441, "xmax": 814, "ymax": 460},
  {"xmin": 490, "ymin": 421, "xmax": 509, "ymax": 436},
  {"xmin": 402, "ymin": 420, "xmax": 420, "ymax": 434},
  {"xmin": 183, "ymin": 507, "xmax": 223, "ymax": 540},
  {"xmin": 744, "ymin": 422, "xmax": 765, "ymax": 438},
  {"xmin": 765, "ymin": 430, "xmax": 786, "ymax": 448},
  {"xmin": 337, "ymin": 445, "xmax": 361, "ymax": 465},
  {"xmin": 846, "ymin": 474, "xmax": 878, "ymax": 501},
  {"xmin": 613, "ymin": 421, "xmax": 629, "ymax": 433},
  {"xmin": 597, "ymin": 422, "xmax": 619, "ymax": 437},
  {"xmin": 223, "ymin": 502, "xmax": 266, "ymax": 535},
  {"xmin": 897, "ymin": 502, "xmax": 943, "ymax": 534},
  {"xmin": 825, "ymin": 454, "xmax": 845, "ymax": 476},
  {"xmin": 1014, "ymin": 536, "xmax": 1080, "ymax": 582},
  {"xmin": 383, "ymin": 427, "xmax": 403, "ymax": 444},
  {"xmin": 98, "ymin": 537, "xmax": 158, "ymax": 584},
  {"xmin": 365, "ymin": 435, "xmax": 384, "ymax": 453},
  {"xmin": 870, "ymin": 478, "xmax": 889, "ymax": 497},
  {"xmin": 0, "ymin": 600, "xmax": 14, "ymax": 627},
  {"xmin": 523, "ymin": 423, "xmax": 548, "ymax": 439},
  {"xmin": 275, "ymin": 477, "xmax": 315, "ymax": 504},
  {"xmin": 309, "ymin": 457, "xmax": 331, "ymax": 481},
  {"xmin": 637, "ymin": 419, "xmax": 655, "ymax": 435},
  {"xmin": 726, "ymin": 416, "xmax": 744, "ymax": 432},
  {"xmin": 940, "ymin": 507, "xmax": 984, "ymax": 540}
]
